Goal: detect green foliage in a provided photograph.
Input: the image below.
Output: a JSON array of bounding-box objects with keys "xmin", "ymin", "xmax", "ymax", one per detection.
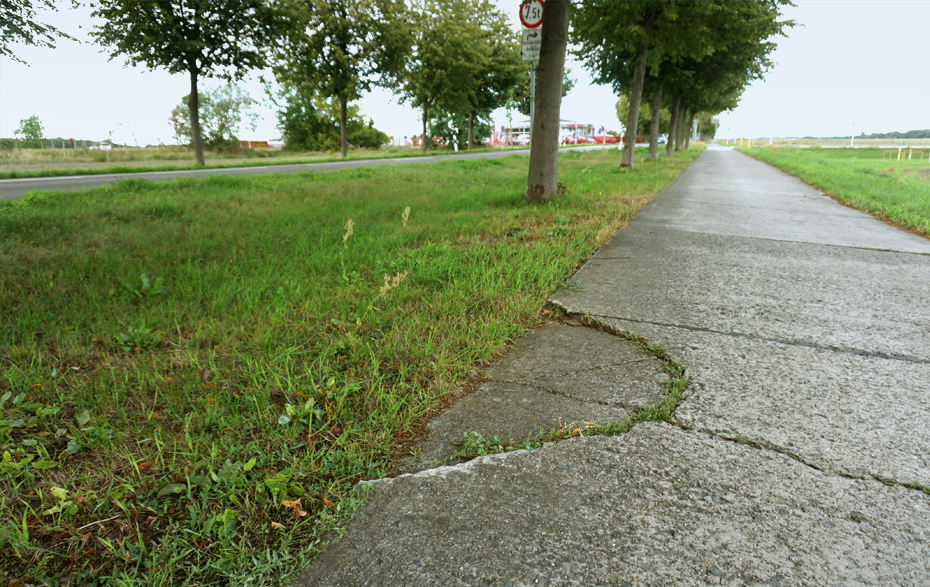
[
  {"xmin": 275, "ymin": 0, "xmax": 410, "ymax": 156},
  {"xmin": 511, "ymin": 68, "xmax": 577, "ymax": 118},
  {"xmin": 616, "ymin": 94, "xmax": 670, "ymax": 136},
  {"xmin": 429, "ymin": 107, "xmax": 492, "ymax": 150},
  {"xmin": 395, "ymin": 0, "xmax": 522, "ymax": 148},
  {"xmin": 0, "ymin": 0, "xmax": 74, "ymax": 63},
  {"xmin": 170, "ymin": 85, "xmax": 259, "ymax": 150},
  {"xmin": 91, "ymin": 0, "xmax": 283, "ymax": 163},
  {"xmin": 860, "ymin": 129, "xmax": 930, "ymax": 140},
  {"xmin": 275, "ymin": 86, "xmax": 389, "ymax": 151},
  {"xmin": 573, "ymin": 0, "xmax": 795, "ymax": 150},
  {"xmin": 14, "ymin": 115, "xmax": 43, "ymax": 149}
]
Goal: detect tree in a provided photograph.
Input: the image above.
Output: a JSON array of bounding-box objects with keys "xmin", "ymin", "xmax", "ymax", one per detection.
[
  {"xmin": 525, "ymin": 0, "xmax": 570, "ymax": 203},
  {"xmin": 1, "ymin": 0, "xmax": 74, "ymax": 63},
  {"xmin": 574, "ymin": 1, "xmax": 793, "ymax": 165},
  {"xmin": 395, "ymin": 0, "xmax": 517, "ymax": 154},
  {"xmin": 458, "ymin": 1, "xmax": 523, "ymax": 150},
  {"xmin": 91, "ymin": 0, "xmax": 283, "ymax": 166},
  {"xmin": 276, "ymin": 0, "xmax": 409, "ymax": 158},
  {"xmin": 14, "ymin": 114, "xmax": 43, "ymax": 148},
  {"xmin": 615, "ymin": 92, "xmax": 669, "ymax": 140},
  {"xmin": 169, "ymin": 85, "xmax": 258, "ymax": 150},
  {"xmin": 429, "ymin": 106, "xmax": 493, "ymax": 150},
  {"xmin": 274, "ymin": 83, "xmax": 389, "ymax": 151}
]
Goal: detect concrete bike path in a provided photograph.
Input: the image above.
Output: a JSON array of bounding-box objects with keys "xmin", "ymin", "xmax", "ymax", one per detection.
[{"xmin": 290, "ymin": 146, "xmax": 930, "ymax": 586}]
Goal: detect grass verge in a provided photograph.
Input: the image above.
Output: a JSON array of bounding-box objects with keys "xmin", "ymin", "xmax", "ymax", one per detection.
[
  {"xmin": 0, "ymin": 145, "xmax": 533, "ymax": 180},
  {"xmin": 738, "ymin": 146, "xmax": 930, "ymax": 237},
  {"xmin": 0, "ymin": 147, "xmax": 701, "ymax": 585}
]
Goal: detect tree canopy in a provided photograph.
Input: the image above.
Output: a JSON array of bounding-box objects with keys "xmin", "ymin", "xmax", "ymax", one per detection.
[
  {"xmin": 573, "ymin": 0, "xmax": 794, "ymax": 166},
  {"xmin": 275, "ymin": 0, "xmax": 409, "ymax": 157},
  {"xmin": 1, "ymin": 0, "xmax": 74, "ymax": 63},
  {"xmin": 91, "ymin": 0, "xmax": 283, "ymax": 164}
]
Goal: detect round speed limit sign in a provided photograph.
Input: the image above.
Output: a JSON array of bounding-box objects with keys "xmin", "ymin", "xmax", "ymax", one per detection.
[{"xmin": 520, "ymin": 0, "xmax": 544, "ymax": 28}]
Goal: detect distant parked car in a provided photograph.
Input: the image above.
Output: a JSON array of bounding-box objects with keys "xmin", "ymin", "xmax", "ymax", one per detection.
[
  {"xmin": 90, "ymin": 141, "xmax": 112, "ymax": 150},
  {"xmin": 657, "ymin": 135, "xmax": 667, "ymax": 144}
]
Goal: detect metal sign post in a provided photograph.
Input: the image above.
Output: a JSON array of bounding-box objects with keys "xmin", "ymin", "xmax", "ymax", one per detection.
[{"xmin": 520, "ymin": 3, "xmax": 544, "ymax": 149}]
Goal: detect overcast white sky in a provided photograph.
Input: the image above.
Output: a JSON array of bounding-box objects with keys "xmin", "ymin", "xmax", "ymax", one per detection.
[{"xmin": 1, "ymin": 1, "xmax": 927, "ymax": 146}]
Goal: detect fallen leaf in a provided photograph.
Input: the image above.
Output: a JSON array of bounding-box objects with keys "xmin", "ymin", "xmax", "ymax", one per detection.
[
  {"xmin": 137, "ymin": 462, "xmax": 155, "ymax": 470},
  {"xmin": 322, "ymin": 497, "xmax": 335, "ymax": 507},
  {"xmin": 282, "ymin": 498, "xmax": 308, "ymax": 518},
  {"xmin": 271, "ymin": 521, "xmax": 286, "ymax": 530}
]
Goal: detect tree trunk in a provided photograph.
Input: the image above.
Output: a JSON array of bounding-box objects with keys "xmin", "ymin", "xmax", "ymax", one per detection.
[
  {"xmin": 339, "ymin": 93, "xmax": 348, "ymax": 158},
  {"xmin": 188, "ymin": 68, "xmax": 205, "ymax": 166},
  {"xmin": 675, "ymin": 104, "xmax": 686, "ymax": 151},
  {"xmin": 525, "ymin": 0, "xmax": 570, "ymax": 203},
  {"xmin": 666, "ymin": 94, "xmax": 680, "ymax": 156},
  {"xmin": 647, "ymin": 82, "xmax": 662, "ymax": 161},
  {"xmin": 421, "ymin": 106, "xmax": 429, "ymax": 153},
  {"xmin": 467, "ymin": 110, "xmax": 474, "ymax": 150},
  {"xmin": 621, "ymin": 21, "xmax": 654, "ymax": 169},
  {"xmin": 685, "ymin": 111, "xmax": 694, "ymax": 149}
]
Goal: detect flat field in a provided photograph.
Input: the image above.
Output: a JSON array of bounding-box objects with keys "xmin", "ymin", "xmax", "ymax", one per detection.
[
  {"xmin": 0, "ymin": 147, "xmax": 701, "ymax": 585},
  {"xmin": 739, "ymin": 146, "xmax": 930, "ymax": 236},
  {"xmin": 0, "ymin": 145, "xmax": 527, "ymax": 180}
]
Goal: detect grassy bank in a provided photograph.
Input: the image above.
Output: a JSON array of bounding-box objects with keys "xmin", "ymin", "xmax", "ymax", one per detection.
[
  {"xmin": 740, "ymin": 146, "xmax": 930, "ymax": 236},
  {"xmin": 0, "ymin": 147, "xmax": 702, "ymax": 586},
  {"xmin": 0, "ymin": 145, "xmax": 530, "ymax": 180}
]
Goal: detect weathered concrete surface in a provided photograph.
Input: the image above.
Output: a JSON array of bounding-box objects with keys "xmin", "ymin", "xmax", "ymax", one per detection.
[
  {"xmin": 293, "ymin": 424, "xmax": 930, "ymax": 587},
  {"xmin": 403, "ymin": 322, "xmax": 668, "ymax": 473},
  {"xmin": 291, "ymin": 146, "xmax": 930, "ymax": 586},
  {"xmin": 553, "ymin": 147, "xmax": 930, "ymax": 488}
]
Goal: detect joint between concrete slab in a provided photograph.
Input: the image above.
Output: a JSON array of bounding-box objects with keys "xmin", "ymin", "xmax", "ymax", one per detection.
[
  {"xmin": 588, "ymin": 313, "xmax": 930, "ymax": 365},
  {"xmin": 685, "ymin": 425, "xmax": 930, "ymax": 497}
]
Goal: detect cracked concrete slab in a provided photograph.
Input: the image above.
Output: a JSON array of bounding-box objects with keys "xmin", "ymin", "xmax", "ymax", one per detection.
[
  {"xmin": 402, "ymin": 322, "xmax": 668, "ymax": 473},
  {"xmin": 552, "ymin": 147, "xmax": 930, "ymax": 489},
  {"xmin": 596, "ymin": 317, "xmax": 930, "ymax": 487},
  {"xmin": 291, "ymin": 423, "xmax": 930, "ymax": 587}
]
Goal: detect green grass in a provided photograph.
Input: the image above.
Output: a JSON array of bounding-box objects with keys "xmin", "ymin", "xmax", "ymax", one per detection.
[
  {"xmin": 0, "ymin": 144, "xmax": 533, "ymax": 180},
  {"xmin": 0, "ymin": 147, "xmax": 701, "ymax": 586},
  {"xmin": 739, "ymin": 146, "xmax": 930, "ymax": 236}
]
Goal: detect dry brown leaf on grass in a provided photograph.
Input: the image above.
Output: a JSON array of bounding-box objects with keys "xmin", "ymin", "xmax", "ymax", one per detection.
[
  {"xmin": 271, "ymin": 521, "xmax": 286, "ymax": 530},
  {"xmin": 322, "ymin": 497, "xmax": 335, "ymax": 507},
  {"xmin": 282, "ymin": 498, "xmax": 308, "ymax": 517}
]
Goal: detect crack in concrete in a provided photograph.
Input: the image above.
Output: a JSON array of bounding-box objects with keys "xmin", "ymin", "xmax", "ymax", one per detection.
[
  {"xmin": 588, "ymin": 313, "xmax": 930, "ymax": 365},
  {"xmin": 676, "ymin": 424, "xmax": 930, "ymax": 497},
  {"xmin": 574, "ymin": 314, "xmax": 930, "ymax": 498},
  {"xmin": 637, "ymin": 226, "xmax": 930, "ymax": 257}
]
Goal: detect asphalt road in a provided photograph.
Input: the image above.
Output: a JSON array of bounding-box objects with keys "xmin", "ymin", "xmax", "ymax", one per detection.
[
  {"xmin": 292, "ymin": 145, "xmax": 930, "ymax": 586},
  {"xmin": 0, "ymin": 146, "xmax": 612, "ymax": 200}
]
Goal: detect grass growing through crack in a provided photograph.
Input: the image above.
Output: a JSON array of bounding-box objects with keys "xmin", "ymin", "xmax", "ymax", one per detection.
[
  {"xmin": 0, "ymin": 147, "xmax": 701, "ymax": 585},
  {"xmin": 738, "ymin": 146, "xmax": 930, "ymax": 236},
  {"xmin": 452, "ymin": 315, "xmax": 690, "ymax": 460}
]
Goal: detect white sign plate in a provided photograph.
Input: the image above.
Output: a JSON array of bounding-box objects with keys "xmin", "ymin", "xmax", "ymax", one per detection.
[
  {"xmin": 521, "ymin": 43, "xmax": 541, "ymax": 62},
  {"xmin": 522, "ymin": 29, "xmax": 541, "ymax": 44}
]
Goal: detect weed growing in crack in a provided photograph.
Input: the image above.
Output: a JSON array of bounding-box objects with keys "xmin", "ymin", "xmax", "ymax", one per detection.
[{"xmin": 448, "ymin": 317, "xmax": 691, "ymax": 462}]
